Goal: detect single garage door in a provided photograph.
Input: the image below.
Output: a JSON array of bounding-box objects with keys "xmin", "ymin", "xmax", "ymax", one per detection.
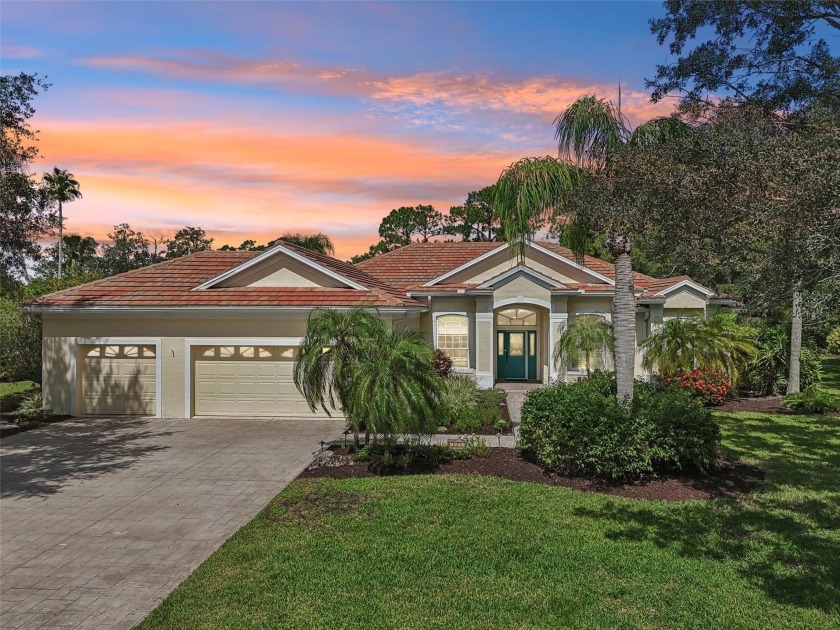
[
  {"xmin": 81, "ymin": 344, "xmax": 157, "ymax": 415},
  {"xmin": 193, "ymin": 345, "xmax": 333, "ymax": 418}
]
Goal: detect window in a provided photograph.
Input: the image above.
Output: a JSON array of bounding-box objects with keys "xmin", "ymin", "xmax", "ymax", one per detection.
[
  {"xmin": 496, "ymin": 307, "xmax": 537, "ymax": 327},
  {"xmin": 436, "ymin": 315, "xmax": 469, "ymax": 367}
]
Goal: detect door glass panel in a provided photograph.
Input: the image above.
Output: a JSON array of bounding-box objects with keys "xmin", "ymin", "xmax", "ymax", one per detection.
[
  {"xmin": 509, "ymin": 333, "xmax": 525, "ymax": 356},
  {"xmin": 529, "ymin": 333, "xmax": 535, "ymax": 355},
  {"xmin": 498, "ymin": 332, "xmax": 504, "ymax": 355}
]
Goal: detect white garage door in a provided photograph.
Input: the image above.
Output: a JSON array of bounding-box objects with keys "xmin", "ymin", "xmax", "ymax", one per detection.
[
  {"xmin": 193, "ymin": 345, "xmax": 333, "ymax": 418},
  {"xmin": 81, "ymin": 344, "xmax": 157, "ymax": 415}
]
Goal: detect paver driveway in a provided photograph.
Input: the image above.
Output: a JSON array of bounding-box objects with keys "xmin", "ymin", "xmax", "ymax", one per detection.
[{"xmin": 0, "ymin": 416, "xmax": 344, "ymax": 630}]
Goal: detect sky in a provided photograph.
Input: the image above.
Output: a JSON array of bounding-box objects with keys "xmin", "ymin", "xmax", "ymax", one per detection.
[{"xmin": 2, "ymin": 1, "xmax": 680, "ymax": 260}]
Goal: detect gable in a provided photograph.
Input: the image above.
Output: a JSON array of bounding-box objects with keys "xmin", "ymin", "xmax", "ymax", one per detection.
[
  {"xmin": 492, "ymin": 275, "xmax": 551, "ymax": 305},
  {"xmin": 663, "ymin": 286, "xmax": 709, "ymax": 310},
  {"xmin": 435, "ymin": 245, "xmax": 611, "ymax": 287},
  {"xmin": 216, "ymin": 256, "xmax": 347, "ymax": 288}
]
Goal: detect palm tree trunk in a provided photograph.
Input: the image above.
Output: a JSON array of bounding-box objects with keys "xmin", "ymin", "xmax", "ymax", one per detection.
[
  {"xmin": 57, "ymin": 200, "xmax": 64, "ymax": 280},
  {"xmin": 788, "ymin": 288, "xmax": 803, "ymax": 394},
  {"xmin": 611, "ymin": 236, "xmax": 636, "ymax": 405}
]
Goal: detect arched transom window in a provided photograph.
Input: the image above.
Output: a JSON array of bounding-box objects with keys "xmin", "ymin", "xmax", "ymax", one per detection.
[
  {"xmin": 435, "ymin": 314, "xmax": 469, "ymax": 367},
  {"xmin": 496, "ymin": 307, "xmax": 537, "ymax": 327}
]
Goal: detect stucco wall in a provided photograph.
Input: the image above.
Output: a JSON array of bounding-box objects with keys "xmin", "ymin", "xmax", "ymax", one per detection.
[{"xmin": 664, "ymin": 286, "xmax": 708, "ymax": 310}]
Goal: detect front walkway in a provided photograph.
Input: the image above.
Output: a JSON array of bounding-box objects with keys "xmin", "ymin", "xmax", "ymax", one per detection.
[{"xmin": 0, "ymin": 416, "xmax": 344, "ymax": 630}]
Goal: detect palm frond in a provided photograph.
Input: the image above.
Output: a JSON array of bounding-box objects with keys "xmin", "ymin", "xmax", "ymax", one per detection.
[
  {"xmin": 494, "ymin": 157, "xmax": 584, "ymax": 261},
  {"xmin": 554, "ymin": 95, "xmax": 629, "ymax": 169}
]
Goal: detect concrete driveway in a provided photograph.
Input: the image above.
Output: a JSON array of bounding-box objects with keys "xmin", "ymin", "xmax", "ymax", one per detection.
[{"xmin": 0, "ymin": 416, "xmax": 344, "ymax": 630}]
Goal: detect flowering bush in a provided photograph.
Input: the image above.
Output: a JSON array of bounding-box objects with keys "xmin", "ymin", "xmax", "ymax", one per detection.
[{"xmin": 662, "ymin": 369, "xmax": 731, "ymax": 406}]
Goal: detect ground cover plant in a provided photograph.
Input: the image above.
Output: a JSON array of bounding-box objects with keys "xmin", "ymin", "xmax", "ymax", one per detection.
[
  {"xmin": 138, "ymin": 395, "xmax": 840, "ymax": 629},
  {"xmin": 438, "ymin": 375, "xmax": 510, "ymax": 433}
]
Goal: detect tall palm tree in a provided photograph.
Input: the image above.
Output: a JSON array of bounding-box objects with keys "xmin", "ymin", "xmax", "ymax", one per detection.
[
  {"xmin": 553, "ymin": 315, "xmax": 615, "ymax": 376},
  {"xmin": 641, "ymin": 313, "xmax": 758, "ymax": 384},
  {"xmin": 294, "ymin": 307, "xmax": 440, "ymax": 442},
  {"xmin": 495, "ymin": 94, "xmax": 689, "ymax": 404},
  {"xmin": 43, "ymin": 167, "xmax": 82, "ymax": 279}
]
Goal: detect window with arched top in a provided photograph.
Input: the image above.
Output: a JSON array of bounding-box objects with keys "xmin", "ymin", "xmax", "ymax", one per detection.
[
  {"xmin": 496, "ymin": 307, "xmax": 537, "ymax": 327},
  {"xmin": 435, "ymin": 314, "xmax": 469, "ymax": 367}
]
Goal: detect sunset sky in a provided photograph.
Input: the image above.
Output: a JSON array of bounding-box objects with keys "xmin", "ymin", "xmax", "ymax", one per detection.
[{"xmin": 3, "ymin": 1, "xmax": 680, "ymax": 260}]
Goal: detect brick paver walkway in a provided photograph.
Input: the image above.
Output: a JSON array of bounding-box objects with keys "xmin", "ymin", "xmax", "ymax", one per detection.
[{"xmin": 0, "ymin": 416, "xmax": 344, "ymax": 630}]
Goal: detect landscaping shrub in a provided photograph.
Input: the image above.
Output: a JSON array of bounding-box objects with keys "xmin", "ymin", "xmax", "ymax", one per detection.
[
  {"xmin": 433, "ymin": 349, "xmax": 454, "ymax": 378},
  {"xmin": 356, "ymin": 441, "xmax": 454, "ymax": 473},
  {"xmin": 0, "ymin": 298, "xmax": 42, "ymax": 383},
  {"xmin": 784, "ymin": 386, "xmax": 840, "ymax": 414},
  {"xmin": 0, "ymin": 381, "xmax": 40, "ymax": 412},
  {"xmin": 661, "ymin": 368, "xmax": 731, "ymax": 405},
  {"xmin": 519, "ymin": 372, "xmax": 720, "ymax": 482},
  {"xmin": 14, "ymin": 392, "xmax": 55, "ymax": 422},
  {"xmin": 440, "ymin": 375, "xmax": 478, "ymax": 423},
  {"xmin": 827, "ymin": 326, "xmax": 840, "ymax": 355},
  {"xmin": 743, "ymin": 325, "xmax": 823, "ymax": 395}
]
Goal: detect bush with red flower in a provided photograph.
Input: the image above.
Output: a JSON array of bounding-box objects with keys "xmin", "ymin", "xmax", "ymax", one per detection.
[{"xmin": 662, "ymin": 369, "xmax": 731, "ymax": 406}]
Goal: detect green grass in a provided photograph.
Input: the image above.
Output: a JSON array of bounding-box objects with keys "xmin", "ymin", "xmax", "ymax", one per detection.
[
  {"xmin": 0, "ymin": 380, "xmax": 39, "ymax": 412},
  {"xmin": 139, "ymin": 407, "xmax": 840, "ymax": 629},
  {"xmin": 820, "ymin": 356, "xmax": 840, "ymax": 395}
]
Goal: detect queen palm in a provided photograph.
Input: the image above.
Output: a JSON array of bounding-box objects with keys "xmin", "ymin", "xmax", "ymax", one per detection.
[
  {"xmin": 553, "ymin": 315, "xmax": 614, "ymax": 377},
  {"xmin": 43, "ymin": 167, "xmax": 82, "ymax": 279},
  {"xmin": 495, "ymin": 94, "xmax": 688, "ymax": 404},
  {"xmin": 641, "ymin": 313, "xmax": 758, "ymax": 384}
]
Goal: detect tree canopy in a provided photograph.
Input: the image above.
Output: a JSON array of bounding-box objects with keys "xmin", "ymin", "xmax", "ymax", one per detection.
[{"xmin": 164, "ymin": 226, "xmax": 214, "ymax": 259}]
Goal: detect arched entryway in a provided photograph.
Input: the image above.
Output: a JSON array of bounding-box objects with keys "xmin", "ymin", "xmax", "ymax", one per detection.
[{"xmin": 494, "ymin": 303, "xmax": 548, "ymax": 383}]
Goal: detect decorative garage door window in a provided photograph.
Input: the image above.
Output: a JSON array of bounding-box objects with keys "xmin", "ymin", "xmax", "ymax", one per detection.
[
  {"xmin": 85, "ymin": 345, "xmax": 156, "ymax": 358},
  {"xmin": 436, "ymin": 315, "xmax": 469, "ymax": 367},
  {"xmin": 198, "ymin": 346, "xmax": 295, "ymax": 360},
  {"xmin": 496, "ymin": 307, "xmax": 537, "ymax": 327}
]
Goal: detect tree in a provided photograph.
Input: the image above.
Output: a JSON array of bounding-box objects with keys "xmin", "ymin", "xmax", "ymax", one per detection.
[
  {"xmin": 42, "ymin": 167, "xmax": 82, "ymax": 279},
  {"xmin": 99, "ymin": 224, "xmax": 155, "ymax": 276},
  {"xmin": 1, "ymin": 73, "xmax": 56, "ymax": 282},
  {"xmin": 293, "ymin": 307, "xmax": 440, "ymax": 443},
  {"xmin": 0, "ymin": 296, "xmax": 41, "ymax": 382},
  {"xmin": 495, "ymin": 94, "xmax": 689, "ymax": 404},
  {"xmin": 164, "ymin": 226, "xmax": 214, "ymax": 259},
  {"xmin": 218, "ymin": 239, "xmax": 264, "ymax": 252},
  {"xmin": 350, "ymin": 240, "xmax": 396, "ymax": 264},
  {"xmin": 552, "ymin": 315, "xmax": 614, "ymax": 377},
  {"xmin": 641, "ymin": 313, "xmax": 758, "ymax": 384},
  {"xmin": 35, "ymin": 234, "xmax": 100, "ymax": 279},
  {"xmin": 273, "ymin": 232, "xmax": 335, "ymax": 255},
  {"xmin": 379, "ymin": 205, "xmax": 444, "ymax": 246},
  {"xmin": 444, "ymin": 186, "xmax": 503, "ymax": 241},
  {"xmin": 648, "ymin": 0, "xmax": 840, "ymax": 113}
]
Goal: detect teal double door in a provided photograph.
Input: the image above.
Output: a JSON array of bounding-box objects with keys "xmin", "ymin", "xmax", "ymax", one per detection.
[{"xmin": 497, "ymin": 330, "xmax": 537, "ymax": 381}]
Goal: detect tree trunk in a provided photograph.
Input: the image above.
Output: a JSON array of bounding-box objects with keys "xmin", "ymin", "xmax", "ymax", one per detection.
[
  {"xmin": 788, "ymin": 288, "xmax": 803, "ymax": 394},
  {"xmin": 57, "ymin": 201, "xmax": 64, "ymax": 280},
  {"xmin": 611, "ymin": 236, "xmax": 636, "ymax": 405}
]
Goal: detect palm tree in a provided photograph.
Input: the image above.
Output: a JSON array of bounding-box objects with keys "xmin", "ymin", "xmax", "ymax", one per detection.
[
  {"xmin": 494, "ymin": 94, "xmax": 689, "ymax": 404},
  {"xmin": 553, "ymin": 315, "xmax": 614, "ymax": 376},
  {"xmin": 43, "ymin": 167, "xmax": 82, "ymax": 279},
  {"xmin": 347, "ymin": 328, "xmax": 440, "ymax": 440},
  {"xmin": 641, "ymin": 313, "xmax": 758, "ymax": 384},
  {"xmin": 293, "ymin": 307, "xmax": 440, "ymax": 442}
]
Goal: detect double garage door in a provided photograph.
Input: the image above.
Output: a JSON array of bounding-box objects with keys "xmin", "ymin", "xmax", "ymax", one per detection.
[{"xmin": 193, "ymin": 345, "xmax": 331, "ymax": 418}]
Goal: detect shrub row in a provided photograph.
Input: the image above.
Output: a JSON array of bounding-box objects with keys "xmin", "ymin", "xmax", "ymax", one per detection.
[{"xmin": 518, "ymin": 372, "xmax": 720, "ymax": 483}]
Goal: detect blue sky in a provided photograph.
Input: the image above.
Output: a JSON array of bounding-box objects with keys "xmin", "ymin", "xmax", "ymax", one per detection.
[{"xmin": 3, "ymin": 1, "xmax": 682, "ymax": 258}]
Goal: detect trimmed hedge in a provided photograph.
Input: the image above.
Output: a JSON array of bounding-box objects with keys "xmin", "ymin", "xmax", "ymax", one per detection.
[{"xmin": 519, "ymin": 372, "xmax": 720, "ymax": 482}]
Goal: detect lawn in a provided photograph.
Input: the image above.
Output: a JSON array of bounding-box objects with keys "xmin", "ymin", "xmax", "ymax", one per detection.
[
  {"xmin": 138, "ymin": 400, "xmax": 839, "ymax": 630},
  {"xmin": 0, "ymin": 380, "xmax": 38, "ymax": 412}
]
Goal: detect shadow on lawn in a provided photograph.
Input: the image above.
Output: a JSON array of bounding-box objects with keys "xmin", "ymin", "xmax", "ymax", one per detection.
[
  {"xmin": 574, "ymin": 412, "xmax": 840, "ymax": 614},
  {"xmin": 1, "ymin": 417, "xmax": 173, "ymax": 498}
]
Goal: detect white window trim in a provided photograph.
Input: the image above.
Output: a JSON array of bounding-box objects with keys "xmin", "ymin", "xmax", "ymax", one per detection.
[
  {"xmin": 432, "ymin": 312, "xmax": 471, "ymax": 370},
  {"xmin": 71, "ymin": 337, "xmax": 162, "ymax": 418},
  {"xmin": 183, "ymin": 337, "xmax": 303, "ymax": 418}
]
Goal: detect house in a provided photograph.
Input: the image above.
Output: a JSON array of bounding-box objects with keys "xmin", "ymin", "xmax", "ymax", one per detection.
[{"xmin": 26, "ymin": 241, "xmax": 735, "ymax": 418}]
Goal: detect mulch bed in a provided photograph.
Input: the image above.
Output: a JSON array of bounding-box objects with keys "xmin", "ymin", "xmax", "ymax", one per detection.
[
  {"xmin": 300, "ymin": 448, "xmax": 763, "ymax": 502},
  {"xmin": 716, "ymin": 396, "xmax": 788, "ymax": 413}
]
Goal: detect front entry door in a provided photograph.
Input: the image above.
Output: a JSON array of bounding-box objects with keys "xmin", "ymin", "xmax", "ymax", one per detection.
[{"xmin": 497, "ymin": 331, "xmax": 535, "ymax": 380}]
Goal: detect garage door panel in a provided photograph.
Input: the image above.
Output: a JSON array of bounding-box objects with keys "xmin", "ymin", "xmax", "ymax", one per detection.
[
  {"xmin": 81, "ymin": 347, "xmax": 157, "ymax": 416},
  {"xmin": 193, "ymin": 346, "xmax": 335, "ymax": 418}
]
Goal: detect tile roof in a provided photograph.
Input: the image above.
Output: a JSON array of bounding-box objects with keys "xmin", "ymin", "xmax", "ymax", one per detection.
[
  {"xmin": 356, "ymin": 241, "xmax": 660, "ymax": 290},
  {"xmin": 28, "ymin": 248, "xmax": 424, "ymax": 309}
]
